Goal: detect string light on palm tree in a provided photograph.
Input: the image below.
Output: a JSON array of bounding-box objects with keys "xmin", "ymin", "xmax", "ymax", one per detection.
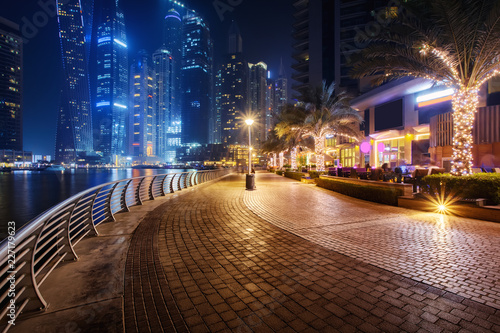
[{"xmin": 352, "ymin": 0, "xmax": 500, "ymax": 175}]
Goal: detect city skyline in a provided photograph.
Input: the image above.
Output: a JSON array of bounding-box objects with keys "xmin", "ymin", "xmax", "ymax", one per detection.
[{"xmin": 1, "ymin": 0, "xmax": 293, "ymax": 156}]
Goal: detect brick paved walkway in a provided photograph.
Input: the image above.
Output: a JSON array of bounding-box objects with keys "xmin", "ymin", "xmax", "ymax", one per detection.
[{"xmin": 124, "ymin": 172, "xmax": 500, "ymax": 332}]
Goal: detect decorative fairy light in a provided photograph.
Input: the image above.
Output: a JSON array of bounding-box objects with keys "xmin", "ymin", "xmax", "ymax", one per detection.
[
  {"xmin": 450, "ymin": 87, "xmax": 478, "ymax": 175},
  {"xmin": 291, "ymin": 147, "xmax": 297, "ymax": 170},
  {"xmin": 413, "ymin": 43, "xmax": 500, "ymax": 175},
  {"xmin": 314, "ymin": 135, "xmax": 326, "ymax": 171}
]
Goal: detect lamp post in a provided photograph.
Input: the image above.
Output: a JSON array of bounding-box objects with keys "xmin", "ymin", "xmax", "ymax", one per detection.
[{"xmin": 245, "ymin": 119, "xmax": 255, "ymax": 190}]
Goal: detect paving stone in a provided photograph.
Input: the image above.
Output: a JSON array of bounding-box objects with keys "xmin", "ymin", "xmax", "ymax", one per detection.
[{"xmin": 120, "ymin": 172, "xmax": 500, "ymax": 332}]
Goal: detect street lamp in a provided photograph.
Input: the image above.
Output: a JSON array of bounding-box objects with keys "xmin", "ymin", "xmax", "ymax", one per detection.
[{"xmin": 245, "ymin": 119, "xmax": 255, "ymax": 190}]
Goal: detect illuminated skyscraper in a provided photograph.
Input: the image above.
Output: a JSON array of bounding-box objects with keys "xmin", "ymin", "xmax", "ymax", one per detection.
[
  {"xmin": 275, "ymin": 60, "xmax": 288, "ymax": 112},
  {"xmin": 153, "ymin": 46, "xmax": 174, "ymax": 160},
  {"xmin": 217, "ymin": 22, "xmax": 248, "ymax": 145},
  {"xmin": 93, "ymin": 0, "xmax": 128, "ymax": 162},
  {"xmin": 181, "ymin": 12, "xmax": 213, "ymax": 145},
  {"xmin": 55, "ymin": 0, "xmax": 93, "ymax": 163},
  {"xmin": 129, "ymin": 50, "xmax": 154, "ymax": 159},
  {"xmin": 249, "ymin": 62, "xmax": 268, "ymax": 144},
  {"xmin": 163, "ymin": 8, "xmax": 183, "ymax": 124},
  {"xmin": 0, "ymin": 17, "xmax": 22, "ymax": 151}
]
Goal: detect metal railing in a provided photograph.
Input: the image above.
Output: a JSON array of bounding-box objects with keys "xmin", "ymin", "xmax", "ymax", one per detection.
[{"xmin": 0, "ymin": 168, "xmax": 231, "ymax": 330}]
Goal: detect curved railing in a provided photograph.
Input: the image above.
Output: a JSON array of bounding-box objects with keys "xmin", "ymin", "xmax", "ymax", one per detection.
[{"xmin": 0, "ymin": 168, "xmax": 232, "ymax": 329}]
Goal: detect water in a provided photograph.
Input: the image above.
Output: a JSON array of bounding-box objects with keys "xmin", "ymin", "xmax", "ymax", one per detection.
[{"xmin": 0, "ymin": 168, "xmax": 192, "ymax": 239}]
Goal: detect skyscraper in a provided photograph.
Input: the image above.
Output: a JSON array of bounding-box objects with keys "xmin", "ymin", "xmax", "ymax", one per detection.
[
  {"xmin": 0, "ymin": 17, "xmax": 22, "ymax": 151},
  {"xmin": 163, "ymin": 8, "xmax": 183, "ymax": 123},
  {"xmin": 55, "ymin": 0, "xmax": 93, "ymax": 163},
  {"xmin": 152, "ymin": 46, "xmax": 174, "ymax": 161},
  {"xmin": 129, "ymin": 50, "xmax": 154, "ymax": 160},
  {"xmin": 217, "ymin": 22, "xmax": 248, "ymax": 145},
  {"xmin": 275, "ymin": 60, "xmax": 288, "ymax": 112},
  {"xmin": 248, "ymin": 62, "xmax": 268, "ymax": 144},
  {"xmin": 291, "ymin": 0, "xmax": 388, "ymax": 98},
  {"xmin": 181, "ymin": 12, "xmax": 213, "ymax": 145},
  {"xmin": 93, "ymin": 0, "xmax": 128, "ymax": 162}
]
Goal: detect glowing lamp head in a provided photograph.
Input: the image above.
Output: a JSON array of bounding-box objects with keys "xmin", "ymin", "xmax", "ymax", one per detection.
[
  {"xmin": 437, "ymin": 204, "xmax": 447, "ymax": 213},
  {"xmin": 360, "ymin": 142, "xmax": 371, "ymax": 154},
  {"xmin": 245, "ymin": 119, "xmax": 254, "ymax": 126},
  {"xmin": 377, "ymin": 142, "xmax": 386, "ymax": 152}
]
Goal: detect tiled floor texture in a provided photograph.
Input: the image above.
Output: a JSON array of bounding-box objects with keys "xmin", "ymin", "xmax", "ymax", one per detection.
[{"xmin": 123, "ymin": 172, "xmax": 500, "ymax": 332}]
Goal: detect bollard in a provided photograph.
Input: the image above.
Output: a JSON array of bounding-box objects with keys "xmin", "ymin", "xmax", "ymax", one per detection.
[{"xmin": 246, "ymin": 174, "xmax": 255, "ymax": 190}]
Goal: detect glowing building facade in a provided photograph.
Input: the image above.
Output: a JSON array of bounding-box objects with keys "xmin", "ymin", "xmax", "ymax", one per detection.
[
  {"xmin": 181, "ymin": 12, "xmax": 213, "ymax": 145},
  {"xmin": 55, "ymin": 0, "xmax": 93, "ymax": 163},
  {"xmin": 0, "ymin": 18, "xmax": 23, "ymax": 151},
  {"xmin": 93, "ymin": 0, "xmax": 128, "ymax": 162},
  {"xmin": 129, "ymin": 50, "xmax": 154, "ymax": 159},
  {"xmin": 153, "ymin": 46, "xmax": 174, "ymax": 160}
]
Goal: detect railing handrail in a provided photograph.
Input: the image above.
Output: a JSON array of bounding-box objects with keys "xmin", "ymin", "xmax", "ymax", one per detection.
[
  {"xmin": 0, "ymin": 170, "xmax": 195, "ymax": 254},
  {"xmin": 0, "ymin": 168, "xmax": 232, "ymax": 330}
]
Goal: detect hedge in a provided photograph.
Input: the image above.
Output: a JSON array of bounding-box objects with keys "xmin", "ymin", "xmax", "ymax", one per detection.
[
  {"xmin": 284, "ymin": 171, "xmax": 304, "ymax": 181},
  {"xmin": 276, "ymin": 170, "xmax": 284, "ymax": 176},
  {"xmin": 308, "ymin": 171, "xmax": 327, "ymax": 179},
  {"xmin": 421, "ymin": 173, "xmax": 500, "ymax": 204},
  {"xmin": 315, "ymin": 177, "xmax": 404, "ymax": 206}
]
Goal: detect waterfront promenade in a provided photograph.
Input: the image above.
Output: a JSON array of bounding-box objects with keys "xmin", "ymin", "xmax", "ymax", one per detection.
[{"xmin": 11, "ymin": 172, "xmax": 500, "ymax": 332}]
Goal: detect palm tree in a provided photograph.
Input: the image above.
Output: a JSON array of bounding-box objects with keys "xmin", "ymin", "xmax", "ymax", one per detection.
[
  {"xmin": 275, "ymin": 82, "xmax": 363, "ymax": 171},
  {"xmin": 351, "ymin": 0, "xmax": 500, "ymax": 175},
  {"xmin": 261, "ymin": 130, "xmax": 286, "ymax": 168}
]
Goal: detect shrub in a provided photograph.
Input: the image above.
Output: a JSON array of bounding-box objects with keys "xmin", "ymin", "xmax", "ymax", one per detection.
[
  {"xmin": 276, "ymin": 170, "xmax": 284, "ymax": 176},
  {"xmin": 268, "ymin": 168, "xmax": 276, "ymax": 173},
  {"xmin": 421, "ymin": 173, "xmax": 500, "ymax": 204},
  {"xmin": 308, "ymin": 171, "xmax": 327, "ymax": 179},
  {"xmin": 315, "ymin": 177, "xmax": 404, "ymax": 206},
  {"xmin": 284, "ymin": 171, "xmax": 304, "ymax": 181}
]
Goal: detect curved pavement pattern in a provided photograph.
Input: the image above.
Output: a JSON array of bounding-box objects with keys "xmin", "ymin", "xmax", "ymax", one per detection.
[{"xmin": 124, "ymin": 172, "xmax": 500, "ymax": 332}]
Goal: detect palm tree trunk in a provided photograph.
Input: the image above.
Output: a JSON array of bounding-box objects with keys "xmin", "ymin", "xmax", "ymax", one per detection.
[
  {"xmin": 291, "ymin": 147, "xmax": 297, "ymax": 170},
  {"xmin": 273, "ymin": 153, "xmax": 277, "ymax": 167},
  {"xmin": 451, "ymin": 88, "xmax": 478, "ymax": 175},
  {"xmin": 279, "ymin": 152, "xmax": 284, "ymax": 169},
  {"xmin": 314, "ymin": 135, "xmax": 326, "ymax": 171}
]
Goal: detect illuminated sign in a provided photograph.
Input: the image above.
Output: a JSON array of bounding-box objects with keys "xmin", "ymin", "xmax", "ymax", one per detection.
[{"xmin": 417, "ymin": 88, "xmax": 454, "ymax": 107}]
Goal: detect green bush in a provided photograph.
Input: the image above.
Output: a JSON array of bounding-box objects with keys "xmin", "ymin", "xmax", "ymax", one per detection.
[
  {"xmin": 284, "ymin": 171, "xmax": 304, "ymax": 181},
  {"xmin": 269, "ymin": 168, "xmax": 276, "ymax": 173},
  {"xmin": 308, "ymin": 171, "xmax": 327, "ymax": 179},
  {"xmin": 276, "ymin": 170, "xmax": 284, "ymax": 176},
  {"xmin": 315, "ymin": 177, "xmax": 404, "ymax": 206},
  {"xmin": 422, "ymin": 173, "xmax": 500, "ymax": 204}
]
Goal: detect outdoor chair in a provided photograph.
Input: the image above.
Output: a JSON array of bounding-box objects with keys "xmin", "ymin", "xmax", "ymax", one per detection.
[
  {"xmin": 471, "ymin": 167, "xmax": 482, "ymax": 174},
  {"xmin": 356, "ymin": 168, "xmax": 367, "ymax": 179},
  {"xmin": 328, "ymin": 167, "xmax": 337, "ymax": 176}
]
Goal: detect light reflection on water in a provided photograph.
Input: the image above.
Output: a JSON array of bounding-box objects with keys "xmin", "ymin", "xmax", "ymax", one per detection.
[{"xmin": 0, "ymin": 168, "xmax": 191, "ymax": 238}]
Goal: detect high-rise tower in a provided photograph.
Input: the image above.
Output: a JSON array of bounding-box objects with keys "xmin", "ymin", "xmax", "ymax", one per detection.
[
  {"xmin": 129, "ymin": 50, "xmax": 154, "ymax": 159},
  {"xmin": 163, "ymin": 8, "xmax": 183, "ymax": 123},
  {"xmin": 249, "ymin": 62, "xmax": 268, "ymax": 144},
  {"xmin": 292, "ymin": 0, "xmax": 388, "ymax": 98},
  {"xmin": 0, "ymin": 17, "xmax": 23, "ymax": 151},
  {"xmin": 216, "ymin": 22, "xmax": 248, "ymax": 145},
  {"xmin": 275, "ymin": 60, "xmax": 288, "ymax": 112},
  {"xmin": 55, "ymin": 0, "xmax": 93, "ymax": 163},
  {"xmin": 93, "ymin": 0, "xmax": 128, "ymax": 162},
  {"xmin": 153, "ymin": 46, "xmax": 174, "ymax": 160},
  {"xmin": 181, "ymin": 12, "xmax": 213, "ymax": 145}
]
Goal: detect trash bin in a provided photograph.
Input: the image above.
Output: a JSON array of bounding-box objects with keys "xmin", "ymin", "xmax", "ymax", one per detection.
[{"xmin": 246, "ymin": 174, "xmax": 255, "ymax": 190}]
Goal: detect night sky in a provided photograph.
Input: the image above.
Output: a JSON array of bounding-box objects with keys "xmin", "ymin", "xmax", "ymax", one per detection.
[{"xmin": 2, "ymin": 0, "xmax": 293, "ymax": 156}]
